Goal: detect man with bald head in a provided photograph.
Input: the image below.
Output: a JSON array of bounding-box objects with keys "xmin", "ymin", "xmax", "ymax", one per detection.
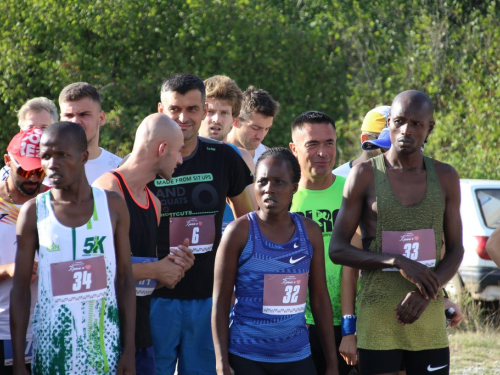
[
  {"xmin": 329, "ymin": 90, "xmax": 464, "ymax": 375},
  {"xmin": 94, "ymin": 113, "xmax": 195, "ymax": 374}
]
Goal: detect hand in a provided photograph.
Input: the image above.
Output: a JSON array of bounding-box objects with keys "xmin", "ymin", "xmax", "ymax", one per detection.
[
  {"xmin": 397, "ymin": 256, "xmax": 440, "ymax": 299},
  {"xmin": 394, "ymin": 290, "xmax": 431, "ymax": 325},
  {"xmin": 155, "ymin": 256, "xmax": 184, "ymax": 289},
  {"xmin": 444, "ymin": 298, "xmax": 464, "ymax": 327},
  {"xmin": 216, "ymin": 361, "xmax": 232, "ymax": 375},
  {"xmin": 339, "ymin": 334, "xmax": 358, "ymax": 366},
  {"xmin": 167, "ymin": 238, "xmax": 195, "ymax": 272},
  {"xmin": 116, "ymin": 353, "xmax": 136, "ymax": 375}
]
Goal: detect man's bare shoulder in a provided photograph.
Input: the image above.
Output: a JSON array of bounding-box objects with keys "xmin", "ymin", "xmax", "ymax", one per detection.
[
  {"xmin": 433, "ymin": 159, "xmax": 460, "ymax": 191},
  {"xmin": 93, "ymin": 172, "xmax": 121, "ymax": 194},
  {"xmin": 103, "ymin": 189, "xmax": 127, "ymax": 211},
  {"xmin": 347, "ymin": 159, "xmax": 375, "ymax": 188}
]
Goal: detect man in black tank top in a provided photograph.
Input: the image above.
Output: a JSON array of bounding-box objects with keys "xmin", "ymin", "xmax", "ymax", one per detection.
[
  {"xmin": 329, "ymin": 90, "xmax": 464, "ymax": 375},
  {"xmin": 94, "ymin": 113, "xmax": 195, "ymax": 375}
]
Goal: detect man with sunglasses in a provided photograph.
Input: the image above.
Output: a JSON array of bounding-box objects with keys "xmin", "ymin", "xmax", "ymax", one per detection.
[{"xmin": 0, "ymin": 128, "xmax": 48, "ymax": 374}]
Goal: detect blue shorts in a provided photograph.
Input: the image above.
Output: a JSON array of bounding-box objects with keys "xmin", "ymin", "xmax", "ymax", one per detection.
[
  {"xmin": 136, "ymin": 346, "xmax": 156, "ymax": 375},
  {"xmin": 150, "ymin": 297, "xmax": 215, "ymax": 375}
]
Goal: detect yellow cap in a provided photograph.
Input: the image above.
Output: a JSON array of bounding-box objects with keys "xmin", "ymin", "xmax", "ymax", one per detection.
[{"xmin": 361, "ymin": 106, "xmax": 391, "ymax": 133}]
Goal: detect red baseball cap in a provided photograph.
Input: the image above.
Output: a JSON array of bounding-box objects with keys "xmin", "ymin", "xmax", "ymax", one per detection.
[{"xmin": 7, "ymin": 128, "xmax": 43, "ymax": 171}]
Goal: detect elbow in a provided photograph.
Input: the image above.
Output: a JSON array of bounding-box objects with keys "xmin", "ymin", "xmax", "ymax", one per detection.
[{"xmin": 328, "ymin": 242, "xmax": 344, "ymax": 265}]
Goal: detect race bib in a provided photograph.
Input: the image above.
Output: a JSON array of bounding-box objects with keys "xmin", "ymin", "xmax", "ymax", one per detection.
[
  {"xmin": 3, "ymin": 339, "xmax": 32, "ymax": 366},
  {"xmin": 169, "ymin": 215, "xmax": 215, "ymax": 254},
  {"xmin": 132, "ymin": 256, "xmax": 158, "ymax": 296},
  {"xmin": 381, "ymin": 228, "xmax": 436, "ymax": 271},
  {"xmin": 262, "ymin": 273, "xmax": 308, "ymax": 315},
  {"xmin": 50, "ymin": 257, "xmax": 107, "ymax": 304}
]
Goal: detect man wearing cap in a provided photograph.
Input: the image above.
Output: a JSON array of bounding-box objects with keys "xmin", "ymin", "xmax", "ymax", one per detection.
[
  {"xmin": 1, "ymin": 97, "xmax": 59, "ymax": 182},
  {"xmin": 330, "ymin": 90, "xmax": 463, "ymax": 374},
  {"xmin": 59, "ymin": 82, "xmax": 122, "ymax": 184},
  {"xmin": 0, "ymin": 129, "xmax": 48, "ymax": 374},
  {"xmin": 333, "ymin": 106, "xmax": 390, "ymax": 178}
]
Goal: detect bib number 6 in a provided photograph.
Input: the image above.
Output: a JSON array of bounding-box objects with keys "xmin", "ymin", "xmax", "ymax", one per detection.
[
  {"xmin": 403, "ymin": 242, "xmax": 419, "ymax": 260},
  {"xmin": 283, "ymin": 285, "xmax": 301, "ymax": 304},
  {"xmin": 72, "ymin": 271, "xmax": 92, "ymax": 291}
]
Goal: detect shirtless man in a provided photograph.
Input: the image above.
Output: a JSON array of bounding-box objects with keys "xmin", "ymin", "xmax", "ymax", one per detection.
[
  {"xmin": 93, "ymin": 113, "xmax": 194, "ymax": 374},
  {"xmin": 329, "ymin": 90, "xmax": 464, "ymax": 375},
  {"xmin": 10, "ymin": 122, "xmax": 136, "ymax": 374}
]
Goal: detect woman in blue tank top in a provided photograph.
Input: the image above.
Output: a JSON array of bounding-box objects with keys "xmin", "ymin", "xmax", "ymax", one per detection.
[{"xmin": 212, "ymin": 148, "xmax": 339, "ymax": 375}]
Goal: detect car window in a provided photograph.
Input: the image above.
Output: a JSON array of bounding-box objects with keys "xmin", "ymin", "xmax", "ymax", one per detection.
[{"xmin": 476, "ymin": 189, "xmax": 500, "ymax": 229}]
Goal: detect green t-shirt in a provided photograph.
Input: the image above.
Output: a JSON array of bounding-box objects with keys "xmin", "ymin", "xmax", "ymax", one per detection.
[{"xmin": 290, "ymin": 175, "xmax": 346, "ymax": 326}]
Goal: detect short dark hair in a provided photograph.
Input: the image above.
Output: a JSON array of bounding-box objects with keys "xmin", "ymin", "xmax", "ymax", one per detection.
[
  {"xmin": 161, "ymin": 73, "xmax": 206, "ymax": 103},
  {"xmin": 42, "ymin": 121, "xmax": 88, "ymax": 153},
  {"xmin": 240, "ymin": 86, "xmax": 279, "ymax": 119},
  {"xmin": 59, "ymin": 82, "xmax": 101, "ymax": 106},
  {"xmin": 255, "ymin": 147, "xmax": 301, "ymax": 185},
  {"xmin": 291, "ymin": 111, "xmax": 336, "ymax": 133}
]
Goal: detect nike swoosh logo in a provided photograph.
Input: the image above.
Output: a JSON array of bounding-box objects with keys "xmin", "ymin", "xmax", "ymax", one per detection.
[
  {"xmin": 427, "ymin": 364, "xmax": 448, "ymax": 372},
  {"xmin": 289, "ymin": 256, "xmax": 305, "ymax": 264},
  {"xmin": 293, "ymin": 243, "xmax": 299, "ymax": 248}
]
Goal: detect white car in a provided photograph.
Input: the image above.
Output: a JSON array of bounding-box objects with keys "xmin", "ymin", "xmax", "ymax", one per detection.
[{"xmin": 448, "ymin": 179, "xmax": 500, "ymax": 301}]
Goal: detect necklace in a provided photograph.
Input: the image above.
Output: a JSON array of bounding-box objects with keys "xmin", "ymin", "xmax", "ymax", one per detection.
[{"xmin": 4, "ymin": 177, "xmax": 15, "ymax": 204}]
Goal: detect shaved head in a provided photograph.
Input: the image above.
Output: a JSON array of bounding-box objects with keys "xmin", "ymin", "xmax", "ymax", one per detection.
[
  {"xmin": 131, "ymin": 113, "xmax": 184, "ymax": 179},
  {"xmin": 391, "ymin": 90, "xmax": 434, "ymax": 120},
  {"xmin": 133, "ymin": 113, "xmax": 182, "ymax": 154}
]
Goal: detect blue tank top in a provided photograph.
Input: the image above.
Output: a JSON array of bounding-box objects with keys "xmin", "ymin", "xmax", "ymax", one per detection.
[
  {"xmin": 228, "ymin": 212, "xmax": 313, "ymax": 362},
  {"xmin": 222, "ymin": 143, "xmax": 242, "ymax": 232}
]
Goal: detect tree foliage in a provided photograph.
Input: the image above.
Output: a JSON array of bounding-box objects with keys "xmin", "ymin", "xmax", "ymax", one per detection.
[{"xmin": 0, "ymin": 0, "xmax": 498, "ymax": 178}]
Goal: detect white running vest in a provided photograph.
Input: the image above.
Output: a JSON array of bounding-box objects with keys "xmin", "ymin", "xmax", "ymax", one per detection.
[{"xmin": 32, "ymin": 187, "xmax": 120, "ymax": 375}]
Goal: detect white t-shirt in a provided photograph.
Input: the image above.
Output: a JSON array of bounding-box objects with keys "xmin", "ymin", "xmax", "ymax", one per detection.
[
  {"xmin": 85, "ymin": 148, "xmax": 122, "ymax": 184},
  {"xmin": 332, "ymin": 161, "xmax": 353, "ymax": 179},
  {"xmin": 0, "ymin": 198, "xmax": 38, "ymax": 339},
  {"xmin": 253, "ymin": 143, "xmax": 267, "ymax": 165}
]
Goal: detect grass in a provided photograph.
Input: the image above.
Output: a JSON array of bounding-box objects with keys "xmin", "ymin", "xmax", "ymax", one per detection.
[{"xmin": 448, "ymin": 297, "xmax": 500, "ymax": 375}]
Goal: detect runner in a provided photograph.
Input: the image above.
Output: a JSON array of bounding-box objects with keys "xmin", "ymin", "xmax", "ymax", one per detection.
[
  {"xmin": 0, "ymin": 129, "xmax": 49, "ymax": 374},
  {"xmin": 329, "ymin": 90, "xmax": 464, "ymax": 375},
  {"xmin": 150, "ymin": 73, "xmax": 254, "ymax": 374},
  {"xmin": 93, "ymin": 113, "xmax": 194, "ymax": 374},
  {"xmin": 10, "ymin": 122, "xmax": 136, "ymax": 374},
  {"xmin": 212, "ymin": 147, "xmax": 339, "ymax": 375},
  {"xmin": 288, "ymin": 111, "xmax": 351, "ymax": 374}
]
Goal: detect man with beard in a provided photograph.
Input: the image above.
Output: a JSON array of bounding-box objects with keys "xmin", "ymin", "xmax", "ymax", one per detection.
[
  {"xmin": 149, "ymin": 73, "xmax": 254, "ymax": 374},
  {"xmin": 0, "ymin": 128, "xmax": 48, "ymax": 374},
  {"xmin": 93, "ymin": 113, "xmax": 194, "ymax": 374},
  {"xmin": 330, "ymin": 91, "xmax": 464, "ymax": 375}
]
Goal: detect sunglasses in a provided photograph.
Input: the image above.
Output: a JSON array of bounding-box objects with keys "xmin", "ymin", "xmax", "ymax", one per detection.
[{"xmin": 8, "ymin": 153, "xmax": 46, "ymax": 180}]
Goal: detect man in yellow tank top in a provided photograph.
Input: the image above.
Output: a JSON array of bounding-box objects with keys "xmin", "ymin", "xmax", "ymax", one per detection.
[{"xmin": 329, "ymin": 90, "xmax": 464, "ymax": 375}]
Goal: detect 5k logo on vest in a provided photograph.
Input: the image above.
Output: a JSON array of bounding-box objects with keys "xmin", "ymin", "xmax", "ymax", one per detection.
[{"xmin": 83, "ymin": 236, "xmax": 106, "ymax": 255}]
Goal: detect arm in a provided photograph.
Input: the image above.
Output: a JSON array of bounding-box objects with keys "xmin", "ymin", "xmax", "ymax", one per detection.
[
  {"xmin": 227, "ymin": 189, "xmax": 253, "ymax": 219},
  {"xmin": 486, "ymin": 226, "xmax": 500, "ymax": 267},
  {"xmin": 212, "ymin": 218, "xmax": 248, "ymax": 375},
  {"xmin": 434, "ymin": 164, "xmax": 464, "ymax": 287},
  {"xmin": 339, "ymin": 266, "xmax": 359, "ymax": 366},
  {"xmin": 306, "ymin": 219, "xmax": 339, "ymax": 375},
  {"xmin": 238, "ymin": 148, "xmax": 258, "ymax": 210},
  {"xmin": 10, "ymin": 200, "xmax": 38, "ymax": 375},
  {"xmin": 329, "ymin": 163, "xmax": 440, "ymax": 299},
  {"xmin": 107, "ymin": 192, "xmax": 136, "ymax": 374}
]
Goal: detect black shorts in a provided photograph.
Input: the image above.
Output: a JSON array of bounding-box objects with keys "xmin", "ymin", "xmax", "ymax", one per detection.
[
  {"xmin": 358, "ymin": 347, "xmax": 449, "ymax": 375},
  {"xmin": 308, "ymin": 324, "xmax": 354, "ymax": 375},
  {"xmin": 229, "ymin": 353, "xmax": 317, "ymax": 375}
]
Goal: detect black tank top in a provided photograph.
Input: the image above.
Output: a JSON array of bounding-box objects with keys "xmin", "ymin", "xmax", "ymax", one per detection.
[{"xmin": 111, "ymin": 170, "xmax": 158, "ymax": 348}]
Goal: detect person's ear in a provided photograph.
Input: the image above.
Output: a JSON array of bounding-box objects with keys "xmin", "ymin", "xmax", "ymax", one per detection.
[
  {"xmin": 233, "ymin": 117, "xmax": 242, "ymax": 129},
  {"xmin": 98, "ymin": 111, "xmax": 106, "ymax": 127},
  {"xmin": 4, "ymin": 154, "xmax": 9, "ymax": 165},
  {"xmin": 292, "ymin": 183, "xmax": 299, "ymax": 194},
  {"xmin": 158, "ymin": 102, "xmax": 165, "ymax": 113},
  {"xmin": 360, "ymin": 133, "xmax": 371, "ymax": 144},
  {"xmin": 289, "ymin": 142, "xmax": 297, "ymax": 156},
  {"xmin": 82, "ymin": 150, "xmax": 89, "ymax": 164},
  {"xmin": 158, "ymin": 142, "xmax": 168, "ymax": 156}
]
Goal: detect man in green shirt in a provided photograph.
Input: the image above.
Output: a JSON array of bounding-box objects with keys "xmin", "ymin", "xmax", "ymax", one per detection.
[{"xmin": 289, "ymin": 111, "xmax": 351, "ymax": 375}]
